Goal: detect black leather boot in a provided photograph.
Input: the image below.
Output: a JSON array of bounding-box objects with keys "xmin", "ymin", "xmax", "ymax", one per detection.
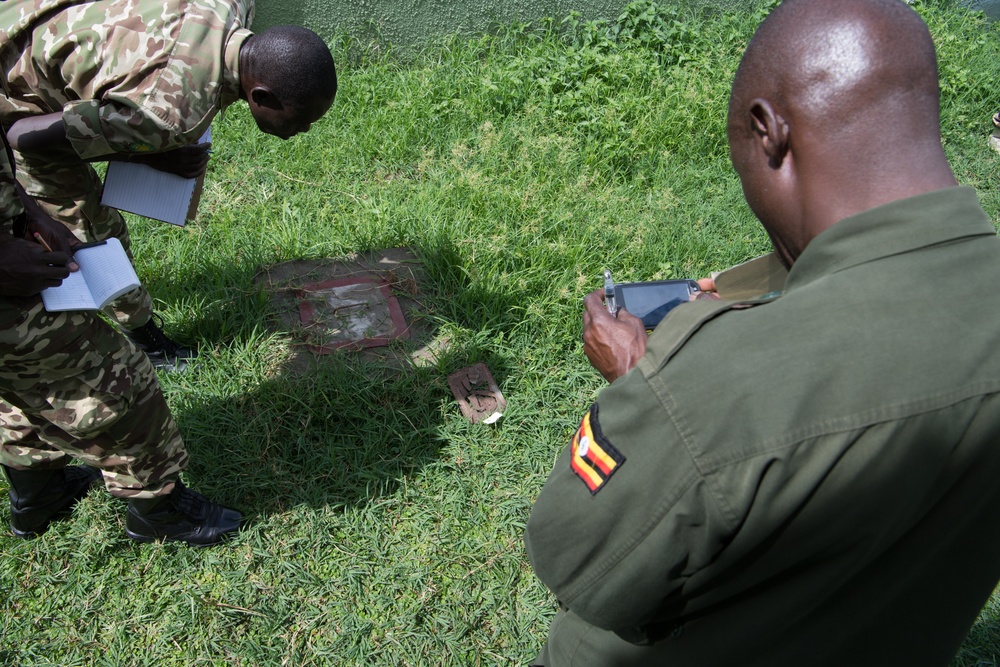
[
  {"xmin": 123, "ymin": 315, "xmax": 197, "ymax": 372},
  {"xmin": 3, "ymin": 464, "xmax": 102, "ymax": 538},
  {"xmin": 125, "ymin": 480, "xmax": 241, "ymax": 546}
]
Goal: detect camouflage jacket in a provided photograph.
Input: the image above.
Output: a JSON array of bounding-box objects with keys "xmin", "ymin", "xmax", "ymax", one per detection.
[
  {"xmin": 0, "ymin": 131, "xmax": 22, "ymax": 233},
  {"xmin": 0, "ymin": 0, "xmax": 254, "ymax": 160}
]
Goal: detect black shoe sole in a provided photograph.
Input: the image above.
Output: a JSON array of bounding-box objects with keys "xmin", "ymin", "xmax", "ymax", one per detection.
[{"xmin": 124, "ymin": 526, "xmax": 239, "ymax": 547}]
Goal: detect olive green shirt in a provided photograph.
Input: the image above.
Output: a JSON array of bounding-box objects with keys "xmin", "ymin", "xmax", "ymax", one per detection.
[{"xmin": 526, "ymin": 186, "xmax": 1000, "ymax": 666}]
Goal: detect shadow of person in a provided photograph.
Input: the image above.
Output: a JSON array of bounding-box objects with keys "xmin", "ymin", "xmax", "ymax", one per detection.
[{"xmin": 159, "ymin": 239, "xmax": 521, "ymax": 524}]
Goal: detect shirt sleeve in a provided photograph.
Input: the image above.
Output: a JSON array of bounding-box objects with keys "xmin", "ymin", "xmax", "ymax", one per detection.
[
  {"xmin": 241, "ymin": 0, "xmax": 254, "ymax": 27},
  {"xmin": 524, "ymin": 367, "xmax": 735, "ymax": 633},
  {"xmin": 61, "ymin": 99, "xmax": 184, "ymax": 160},
  {"xmin": 0, "ymin": 138, "xmax": 23, "ymax": 233},
  {"xmin": 54, "ymin": 0, "xmax": 242, "ymax": 160}
]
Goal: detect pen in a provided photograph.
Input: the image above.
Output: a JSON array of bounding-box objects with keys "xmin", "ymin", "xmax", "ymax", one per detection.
[
  {"xmin": 604, "ymin": 269, "xmax": 618, "ymax": 316},
  {"xmin": 33, "ymin": 232, "xmax": 53, "ymax": 252}
]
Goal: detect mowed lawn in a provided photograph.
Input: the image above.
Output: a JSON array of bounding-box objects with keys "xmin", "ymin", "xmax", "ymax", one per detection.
[{"xmin": 3, "ymin": 1, "xmax": 1000, "ymax": 665}]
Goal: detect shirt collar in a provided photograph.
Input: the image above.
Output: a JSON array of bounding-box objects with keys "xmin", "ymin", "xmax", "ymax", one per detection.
[
  {"xmin": 220, "ymin": 28, "xmax": 252, "ymax": 110},
  {"xmin": 785, "ymin": 186, "xmax": 995, "ymax": 291}
]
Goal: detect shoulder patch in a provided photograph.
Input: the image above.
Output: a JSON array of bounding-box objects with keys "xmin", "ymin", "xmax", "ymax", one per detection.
[{"xmin": 569, "ymin": 403, "xmax": 625, "ymax": 495}]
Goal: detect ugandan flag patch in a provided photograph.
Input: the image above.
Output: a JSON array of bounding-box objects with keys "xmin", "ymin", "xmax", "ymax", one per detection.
[{"xmin": 570, "ymin": 403, "xmax": 625, "ymax": 495}]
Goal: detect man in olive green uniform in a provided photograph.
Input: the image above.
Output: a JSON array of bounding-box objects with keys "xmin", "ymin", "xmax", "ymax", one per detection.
[
  {"xmin": 525, "ymin": 1, "xmax": 1000, "ymax": 665},
  {"xmin": 0, "ymin": 0, "xmax": 337, "ymax": 369},
  {"xmin": 0, "ymin": 133, "xmax": 241, "ymax": 546}
]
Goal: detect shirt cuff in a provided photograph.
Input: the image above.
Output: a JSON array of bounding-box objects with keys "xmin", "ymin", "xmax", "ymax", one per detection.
[
  {"xmin": 0, "ymin": 211, "xmax": 27, "ymax": 237},
  {"xmin": 62, "ymin": 100, "xmax": 116, "ymax": 160},
  {"xmin": 0, "ymin": 188, "xmax": 24, "ymax": 236}
]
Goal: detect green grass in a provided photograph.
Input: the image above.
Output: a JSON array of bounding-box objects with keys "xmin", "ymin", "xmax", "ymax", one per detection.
[{"xmin": 4, "ymin": 1, "xmax": 1000, "ymax": 664}]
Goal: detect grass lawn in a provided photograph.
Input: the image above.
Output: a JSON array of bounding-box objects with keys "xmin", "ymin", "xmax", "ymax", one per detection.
[{"xmin": 3, "ymin": 1, "xmax": 1000, "ymax": 665}]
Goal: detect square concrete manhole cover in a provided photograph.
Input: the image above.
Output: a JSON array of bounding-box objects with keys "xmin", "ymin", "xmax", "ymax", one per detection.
[
  {"xmin": 254, "ymin": 248, "xmax": 450, "ymax": 375},
  {"xmin": 298, "ymin": 277, "xmax": 408, "ymax": 353}
]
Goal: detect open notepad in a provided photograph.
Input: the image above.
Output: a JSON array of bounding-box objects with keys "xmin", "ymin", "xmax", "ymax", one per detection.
[
  {"xmin": 100, "ymin": 129, "xmax": 210, "ymax": 226},
  {"xmin": 40, "ymin": 238, "xmax": 141, "ymax": 312}
]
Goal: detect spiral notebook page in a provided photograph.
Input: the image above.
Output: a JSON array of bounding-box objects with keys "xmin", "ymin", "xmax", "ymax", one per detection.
[
  {"xmin": 40, "ymin": 238, "xmax": 141, "ymax": 312},
  {"xmin": 101, "ymin": 163, "xmax": 197, "ymax": 226},
  {"xmin": 100, "ymin": 129, "xmax": 211, "ymax": 226},
  {"xmin": 77, "ymin": 239, "xmax": 141, "ymax": 306},
  {"xmin": 40, "ymin": 270, "xmax": 97, "ymax": 311}
]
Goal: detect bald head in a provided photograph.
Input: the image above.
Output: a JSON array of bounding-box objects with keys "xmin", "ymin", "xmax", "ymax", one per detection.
[
  {"xmin": 239, "ymin": 26, "xmax": 337, "ymax": 140},
  {"xmin": 731, "ymin": 0, "xmax": 939, "ymax": 139},
  {"xmin": 243, "ymin": 26, "xmax": 337, "ymax": 108},
  {"xmin": 727, "ymin": 0, "xmax": 956, "ymax": 267}
]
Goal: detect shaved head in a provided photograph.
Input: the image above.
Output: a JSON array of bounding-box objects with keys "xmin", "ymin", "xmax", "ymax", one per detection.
[
  {"xmin": 244, "ymin": 26, "xmax": 337, "ymax": 108},
  {"xmin": 239, "ymin": 26, "xmax": 337, "ymax": 141},
  {"xmin": 731, "ymin": 0, "xmax": 940, "ymax": 141},
  {"xmin": 726, "ymin": 0, "xmax": 956, "ymax": 267}
]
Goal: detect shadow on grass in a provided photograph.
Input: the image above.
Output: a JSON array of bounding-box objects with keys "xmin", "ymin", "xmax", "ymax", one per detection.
[
  {"xmin": 159, "ymin": 240, "xmax": 522, "ymax": 520},
  {"xmin": 954, "ymin": 616, "xmax": 1000, "ymax": 666}
]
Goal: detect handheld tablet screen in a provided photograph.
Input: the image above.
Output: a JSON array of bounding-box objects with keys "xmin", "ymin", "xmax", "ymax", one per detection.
[{"xmin": 617, "ymin": 281, "xmax": 696, "ymax": 327}]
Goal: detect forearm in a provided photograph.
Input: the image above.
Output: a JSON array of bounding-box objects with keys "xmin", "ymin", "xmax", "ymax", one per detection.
[
  {"xmin": 7, "ymin": 113, "xmax": 70, "ymax": 153},
  {"xmin": 7, "ymin": 114, "xmax": 207, "ymax": 177},
  {"xmin": 7, "ymin": 113, "xmax": 128, "ymax": 163},
  {"xmin": 16, "ymin": 181, "xmax": 50, "ymax": 226}
]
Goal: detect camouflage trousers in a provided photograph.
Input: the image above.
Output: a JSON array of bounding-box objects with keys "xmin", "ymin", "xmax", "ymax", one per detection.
[
  {"xmin": 14, "ymin": 149, "xmax": 153, "ymax": 330},
  {"xmin": 0, "ymin": 297, "xmax": 187, "ymax": 498}
]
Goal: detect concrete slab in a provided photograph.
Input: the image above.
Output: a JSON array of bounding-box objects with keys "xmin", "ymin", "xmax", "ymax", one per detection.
[{"xmin": 254, "ymin": 247, "xmax": 448, "ymax": 375}]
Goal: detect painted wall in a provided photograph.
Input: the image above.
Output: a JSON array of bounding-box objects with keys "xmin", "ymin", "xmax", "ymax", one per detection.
[
  {"xmin": 252, "ymin": 0, "xmax": 997, "ymax": 47},
  {"xmin": 252, "ymin": 0, "xmax": 753, "ymax": 47},
  {"xmin": 973, "ymin": 0, "xmax": 1000, "ymax": 18}
]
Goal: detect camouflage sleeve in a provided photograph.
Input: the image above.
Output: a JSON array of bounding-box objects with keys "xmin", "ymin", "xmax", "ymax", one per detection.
[
  {"xmin": 0, "ymin": 137, "xmax": 24, "ymax": 234},
  {"xmin": 48, "ymin": 0, "xmax": 251, "ymax": 160},
  {"xmin": 62, "ymin": 99, "xmax": 183, "ymax": 159},
  {"xmin": 242, "ymin": 0, "xmax": 255, "ymax": 27}
]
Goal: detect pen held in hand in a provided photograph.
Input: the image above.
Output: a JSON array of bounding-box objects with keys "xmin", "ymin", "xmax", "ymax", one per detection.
[
  {"xmin": 73, "ymin": 240, "xmax": 108, "ymax": 251},
  {"xmin": 33, "ymin": 232, "xmax": 80, "ymax": 271},
  {"xmin": 603, "ymin": 269, "xmax": 618, "ymax": 316},
  {"xmin": 33, "ymin": 232, "xmax": 53, "ymax": 252}
]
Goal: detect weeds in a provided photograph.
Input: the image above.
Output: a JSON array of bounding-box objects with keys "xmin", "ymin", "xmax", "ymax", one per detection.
[{"xmin": 2, "ymin": 2, "xmax": 999, "ymax": 665}]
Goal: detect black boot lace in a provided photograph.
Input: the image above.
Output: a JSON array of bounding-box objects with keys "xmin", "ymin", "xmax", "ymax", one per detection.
[
  {"xmin": 171, "ymin": 484, "xmax": 210, "ymax": 521},
  {"xmin": 142, "ymin": 314, "xmax": 185, "ymax": 356}
]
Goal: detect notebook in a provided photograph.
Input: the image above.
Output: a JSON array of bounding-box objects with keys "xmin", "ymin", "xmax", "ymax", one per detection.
[
  {"xmin": 40, "ymin": 238, "xmax": 141, "ymax": 312},
  {"xmin": 100, "ymin": 129, "xmax": 210, "ymax": 226}
]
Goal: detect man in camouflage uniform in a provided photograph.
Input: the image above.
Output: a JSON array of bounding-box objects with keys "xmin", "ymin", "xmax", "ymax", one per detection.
[
  {"xmin": 0, "ymin": 133, "xmax": 241, "ymax": 545},
  {"xmin": 0, "ymin": 0, "xmax": 338, "ymax": 370}
]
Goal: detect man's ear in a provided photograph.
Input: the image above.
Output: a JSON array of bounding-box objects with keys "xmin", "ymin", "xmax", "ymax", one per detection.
[
  {"xmin": 748, "ymin": 98, "xmax": 790, "ymax": 169},
  {"xmin": 250, "ymin": 86, "xmax": 282, "ymax": 110}
]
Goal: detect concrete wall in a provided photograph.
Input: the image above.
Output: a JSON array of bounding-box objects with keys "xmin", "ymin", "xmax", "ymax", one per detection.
[
  {"xmin": 973, "ymin": 0, "xmax": 1000, "ymax": 18},
  {"xmin": 252, "ymin": 0, "xmax": 754, "ymax": 48},
  {"xmin": 252, "ymin": 0, "xmax": 998, "ymax": 47}
]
